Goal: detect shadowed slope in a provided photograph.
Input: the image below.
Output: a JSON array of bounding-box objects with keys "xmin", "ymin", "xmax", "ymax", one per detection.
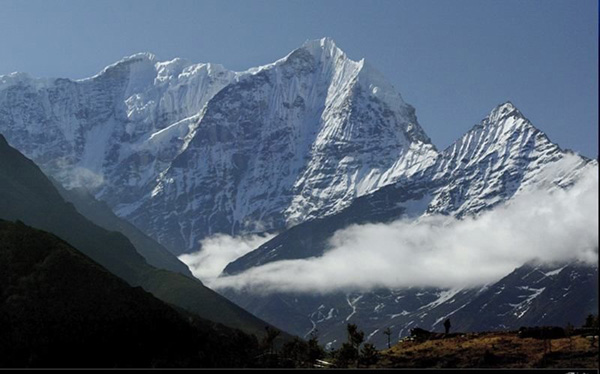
[
  {"xmin": 0, "ymin": 134, "xmax": 286, "ymax": 339},
  {"xmin": 0, "ymin": 220, "xmax": 260, "ymax": 368}
]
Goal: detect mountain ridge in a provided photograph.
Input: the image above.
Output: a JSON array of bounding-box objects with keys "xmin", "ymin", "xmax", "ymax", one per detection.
[
  {"xmin": 0, "ymin": 219, "xmax": 262, "ymax": 368},
  {"xmin": 0, "ymin": 133, "xmax": 287, "ymax": 339},
  {"xmin": 218, "ymin": 100, "xmax": 597, "ymax": 349},
  {"xmin": 0, "ymin": 39, "xmax": 596, "ymax": 351},
  {"xmin": 224, "ymin": 101, "xmax": 595, "ymax": 274},
  {"xmin": 0, "ymin": 38, "xmax": 438, "ymax": 255}
]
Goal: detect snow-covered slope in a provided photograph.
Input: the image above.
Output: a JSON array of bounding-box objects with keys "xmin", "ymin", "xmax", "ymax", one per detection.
[
  {"xmin": 221, "ymin": 102, "xmax": 597, "ymax": 349},
  {"xmin": 126, "ymin": 38, "xmax": 437, "ymax": 252},
  {"xmin": 227, "ymin": 262, "xmax": 597, "ymax": 350},
  {"xmin": 0, "ymin": 52, "xmax": 237, "ymax": 224},
  {"xmin": 225, "ymin": 102, "xmax": 595, "ymax": 273},
  {"xmin": 0, "ymin": 38, "xmax": 437, "ymax": 254},
  {"xmin": 427, "ymin": 101, "xmax": 590, "ymax": 216}
]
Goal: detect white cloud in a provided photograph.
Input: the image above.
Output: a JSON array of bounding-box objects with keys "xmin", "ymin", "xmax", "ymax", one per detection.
[
  {"xmin": 210, "ymin": 166, "xmax": 598, "ymax": 294},
  {"xmin": 178, "ymin": 233, "xmax": 275, "ymax": 282},
  {"xmin": 52, "ymin": 157, "xmax": 105, "ymax": 190},
  {"xmin": 69, "ymin": 166, "xmax": 105, "ymax": 189}
]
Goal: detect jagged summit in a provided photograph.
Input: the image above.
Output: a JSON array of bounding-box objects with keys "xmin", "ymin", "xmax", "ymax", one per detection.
[
  {"xmin": 444, "ymin": 101, "xmax": 555, "ymax": 162},
  {"xmin": 0, "ymin": 71, "xmax": 34, "ymax": 90},
  {"xmin": 274, "ymin": 37, "xmax": 360, "ymax": 78},
  {"xmin": 81, "ymin": 52, "xmax": 158, "ymax": 81},
  {"xmin": 0, "ymin": 42, "xmax": 584, "ymax": 256},
  {"xmin": 483, "ymin": 100, "xmax": 526, "ymax": 126},
  {"xmin": 463, "ymin": 101, "xmax": 539, "ymax": 140},
  {"xmin": 425, "ymin": 100, "xmax": 588, "ymax": 216},
  {"xmin": 0, "ymin": 39, "xmax": 439, "ymax": 253},
  {"xmin": 121, "ymin": 51, "xmax": 158, "ymax": 63},
  {"xmin": 298, "ymin": 37, "xmax": 353, "ymax": 65}
]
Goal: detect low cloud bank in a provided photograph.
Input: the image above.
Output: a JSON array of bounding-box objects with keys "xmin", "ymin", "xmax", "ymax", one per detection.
[
  {"xmin": 209, "ymin": 166, "xmax": 598, "ymax": 294},
  {"xmin": 179, "ymin": 233, "xmax": 275, "ymax": 282}
]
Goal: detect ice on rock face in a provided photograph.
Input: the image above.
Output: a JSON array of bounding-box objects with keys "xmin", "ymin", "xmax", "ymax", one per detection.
[
  {"xmin": 0, "ymin": 41, "xmax": 589, "ymax": 256},
  {"xmin": 419, "ymin": 101, "xmax": 594, "ymax": 217},
  {"xmin": 0, "ymin": 50, "xmax": 236, "ymax": 214},
  {"xmin": 222, "ymin": 113, "xmax": 595, "ymax": 349},
  {"xmin": 0, "ymin": 39, "xmax": 439, "ymax": 254},
  {"xmin": 126, "ymin": 39, "xmax": 439, "ymax": 252}
]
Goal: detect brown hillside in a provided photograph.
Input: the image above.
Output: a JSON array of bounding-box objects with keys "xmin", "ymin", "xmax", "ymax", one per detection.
[{"xmin": 379, "ymin": 331, "xmax": 599, "ymax": 368}]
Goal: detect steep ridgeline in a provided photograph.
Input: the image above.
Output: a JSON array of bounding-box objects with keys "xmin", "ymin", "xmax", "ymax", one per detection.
[
  {"xmin": 225, "ymin": 102, "xmax": 594, "ymax": 271},
  {"xmin": 0, "ymin": 38, "xmax": 437, "ymax": 254},
  {"xmin": 0, "ymin": 134, "xmax": 286, "ymax": 340},
  {"xmin": 0, "ymin": 53, "xmax": 236, "ymax": 255},
  {"xmin": 221, "ymin": 103, "xmax": 597, "ymax": 348},
  {"xmin": 51, "ymin": 181, "xmax": 192, "ymax": 276},
  {"xmin": 426, "ymin": 102, "xmax": 589, "ymax": 215}
]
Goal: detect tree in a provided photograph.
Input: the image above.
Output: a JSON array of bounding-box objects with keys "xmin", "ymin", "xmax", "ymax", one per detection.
[
  {"xmin": 281, "ymin": 337, "xmax": 305, "ymax": 368},
  {"xmin": 280, "ymin": 330, "xmax": 325, "ymax": 368},
  {"xmin": 260, "ymin": 326, "xmax": 281, "ymax": 367},
  {"xmin": 306, "ymin": 330, "xmax": 325, "ymax": 365},
  {"xmin": 359, "ymin": 343, "xmax": 379, "ymax": 367},
  {"xmin": 383, "ymin": 327, "xmax": 392, "ymax": 349},
  {"xmin": 334, "ymin": 343, "xmax": 358, "ymax": 368},
  {"xmin": 262, "ymin": 326, "xmax": 281, "ymax": 355},
  {"xmin": 334, "ymin": 324, "xmax": 365, "ymax": 368},
  {"xmin": 347, "ymin": 323, "xmax": 365, "ymax": 351},
  {"xmin": 443, "ymin": 318, "xmax": 452, "ymax": 335},
  {"xmin": 584, "ymin": 314, "xmax": 599, "ymax": 328},
  {"xmin": 583, "ymin": 314, "xmax": 599, "ymax": 348}
]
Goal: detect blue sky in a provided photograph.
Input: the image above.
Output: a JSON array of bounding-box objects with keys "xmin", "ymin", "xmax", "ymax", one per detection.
[{"xmin": 1, "ymin": 0, "xmax": 597, "ymax": 157}]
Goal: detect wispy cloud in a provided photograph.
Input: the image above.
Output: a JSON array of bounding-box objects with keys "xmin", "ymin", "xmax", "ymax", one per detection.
[
  {"xmin": 210, "ymin": 166, "xmax": 598, "ymax": 294},
  {"xmin": 69, "ymin": 166, "xmax": 105, "ymax": 189},
  {"xmin": 179, "ymin": 233, "xmax": 275, "ymax": 282}
]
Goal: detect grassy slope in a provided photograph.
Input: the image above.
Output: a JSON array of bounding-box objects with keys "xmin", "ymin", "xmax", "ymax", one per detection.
[{"xmin": 379, "ymin": 331, "xmax": 599, "ymax": 368}]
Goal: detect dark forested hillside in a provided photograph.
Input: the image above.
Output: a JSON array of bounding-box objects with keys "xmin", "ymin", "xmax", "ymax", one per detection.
[
  {"xmin": 51, "ymin": 182, "xmax": 193, "ymax": 277},
  {"xmin": 0, "ymin": 133, "xmax": 285, "ymax": 340},
  {"xmin": 0, "ymin": 220, "xmax": 261, "ymax": 368}
]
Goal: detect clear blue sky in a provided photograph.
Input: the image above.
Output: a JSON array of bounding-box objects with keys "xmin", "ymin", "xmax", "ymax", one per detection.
[{"xmin": 1, "ymin": 0, "xmax": 597, "ymax": 157}]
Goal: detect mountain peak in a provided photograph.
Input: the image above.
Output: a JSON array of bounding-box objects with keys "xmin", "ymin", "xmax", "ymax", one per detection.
[
  {"xmin": 82, "ymin": 52, "xmax": 158, "ymax": 82},
  {"xmin": 117, "ymin": 52, "xmax": 157, "ymax": 64},
  {"xmin": 485, "ymin": 101, "xmax": 524, "ymax": 125},
  {"xmin": 297, "ymin": 37, "xmax": 352, "ymax": 64},
  {"xmin": 301, "ymin": 37, "xmax": 339, "ymax": 52},
  {"xmin": 102, "ymin": 52, "xmax": 158, "ymax": 72}
]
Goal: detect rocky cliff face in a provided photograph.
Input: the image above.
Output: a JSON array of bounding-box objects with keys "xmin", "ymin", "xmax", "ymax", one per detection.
[
  {"xmin": 1, "ymin": 39, "xmax": 596, "ymax": 349},
  {"xmin": 220, "ymin": 102, "xmax": 596, "ymax": 349},
  {"xmin": 0, "ymin": 38, "xmax": 437, "ymax": 254},
  {"xmin": 225, "ymin": 102, "xmax": 594, "ymax": 273}
]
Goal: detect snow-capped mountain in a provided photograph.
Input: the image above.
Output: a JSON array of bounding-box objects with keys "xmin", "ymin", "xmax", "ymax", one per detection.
[
  {"xmin": 426, "ymin": 101, "xmax": 589, "ymax": 216},
  {"xmin": 126, "ymin": 38, "xmax": 437, "ymax": 252},
  {"xmin": 221, "ymin": 102, "xmax": 597, "ymax": 348},
  {"xmin": 0, "ymin": 52, "xmax": 238, "ymax": 255},
  {"xmin": 0, "ymin": 38, "xmax": 437, "ymax": 254},
  {"xmin": 224, "ymin": 102, "xmax": 595, "ymax": 272},
  {"xmin": 0, "ymin": 38, "xmax": 596, "ymax": 350}
]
